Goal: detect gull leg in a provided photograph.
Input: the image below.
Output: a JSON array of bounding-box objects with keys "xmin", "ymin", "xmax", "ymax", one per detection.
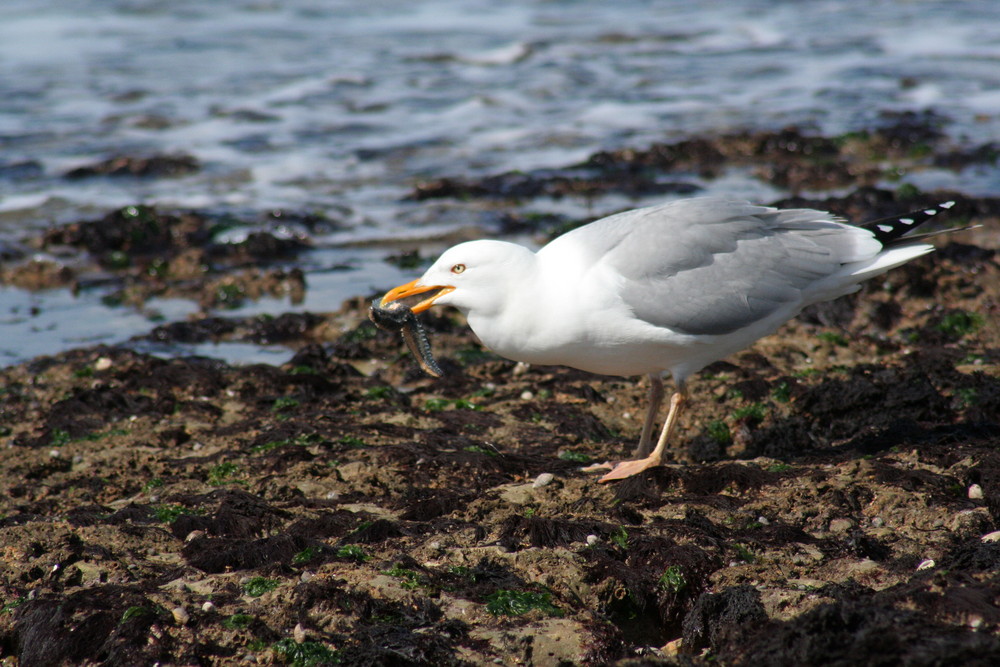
[
  {"xmin": 634, "ymin": 375, "xmax": 664, "ymax": 458},
  {"xmin": 599, "ymin": 384, "xmax": 687, "ymax": 483}
]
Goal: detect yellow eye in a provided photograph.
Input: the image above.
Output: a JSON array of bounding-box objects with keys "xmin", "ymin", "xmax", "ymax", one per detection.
[{"xmin": 451, "ymin": 263, "xmax": 466, "ymax": 274}]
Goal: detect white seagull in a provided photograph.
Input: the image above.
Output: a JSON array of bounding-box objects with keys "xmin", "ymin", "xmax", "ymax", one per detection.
[{"xmin": 379, "ymin": 197, "xmax": 957, "ymax": 482}]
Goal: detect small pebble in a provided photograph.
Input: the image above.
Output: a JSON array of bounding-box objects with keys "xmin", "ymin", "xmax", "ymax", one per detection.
[
  {"xmin": 981, "ymin": 530, "xmax": 1000, "ymax": 543},
  {"xmin": 94, "ymin": 357, "xmax": 112, "ymax": 371},
  {"xmin": 293, "ymin": 623, "xmax": 307, "ymax": 643},
  {"xmin": 757, "ymin": 516, "xmax": 770, "ymax": 526},
  {"xmin": 917, "ymin": 559, "xmax": 935, "ymax": 571},
  {"xmin": 871, "ymin": 517, "xmax": 884, "ymax": 528},
  {"xmin": 586, "ymin": 534, "xmax": 599, "ymax": 546},
  {"xmin": 533, "ymin": 472, "xmax": 554, "ymax": 488},
  {"xmin": 300, "ymin": 571, "xmax": 314, "ymax": 583},
  {"xmin": 968, "ymin": 484, "xmax": 984, "ymax": 500},
  {"xmin": 172, "ymin": 607, "xmax": 190, "ymax": 625},
  {"xmin": 201, "ymin": 601, "xmax": 215, "ymax": 613},
  {"xmin": 520, "ymin": 390, "xmax": 534, "ymax": 400},
  {"xmin": 185, "ymin": 530, "xmax": 206, "ymax": 542},
  {"xmin": 49, "ymin": 449, "xmax": 61, "ymax": 458},
  {"xmin": 512, "ymin": 362, "xmax": 530, "ymax": 377}
]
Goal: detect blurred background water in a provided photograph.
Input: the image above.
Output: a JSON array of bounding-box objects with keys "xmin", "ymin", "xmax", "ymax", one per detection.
[{"xmin": 1, "ymin": 0, "xmax": 999, "ymax": 364}]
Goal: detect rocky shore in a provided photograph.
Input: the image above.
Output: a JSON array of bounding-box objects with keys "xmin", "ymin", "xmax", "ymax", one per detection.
[{"xmin": 2, "ymin": 122, "xmax": 999, "ymax": 665}]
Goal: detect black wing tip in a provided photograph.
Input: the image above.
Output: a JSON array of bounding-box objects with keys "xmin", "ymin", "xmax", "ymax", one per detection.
[{"xmin": 863, "ymin": 200, "xmax": 957, "ymax": 244}]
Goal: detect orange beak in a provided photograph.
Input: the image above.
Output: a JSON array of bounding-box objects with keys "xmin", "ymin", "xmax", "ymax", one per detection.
[{"xmin": 380, "ymin": 279, "xmax": 454, "ymax": 313}]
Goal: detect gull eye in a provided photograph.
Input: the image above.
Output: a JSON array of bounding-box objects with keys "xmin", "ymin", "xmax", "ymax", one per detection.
[{"xmin": 451, "ymin": 263, "xmax": 466, "ymax": 274}]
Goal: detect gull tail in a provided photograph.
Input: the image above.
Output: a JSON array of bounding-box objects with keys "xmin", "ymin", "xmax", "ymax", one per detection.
[
  {"xmin": 847, "ymin": 199, "xmax": 979, "ymax": 281},
  {"xmin": 861, "ymin": 200, "xmax": 956, "ymax": 245}
]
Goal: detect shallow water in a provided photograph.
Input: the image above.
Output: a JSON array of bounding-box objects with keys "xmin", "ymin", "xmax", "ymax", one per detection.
[{"xmin": 1, "ymin": 0, "xmax": 999, "ymax": 364}]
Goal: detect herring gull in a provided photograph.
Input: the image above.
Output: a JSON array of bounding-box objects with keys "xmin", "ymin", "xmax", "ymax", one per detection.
[{"xmin": 378, "ymin": 196, "xmax": 957, "ymax": 482}]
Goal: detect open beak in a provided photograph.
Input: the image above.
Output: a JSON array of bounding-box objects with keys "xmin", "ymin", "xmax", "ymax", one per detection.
[{"xmin": 380, "ymin": 279, "xmax": 454, "ymax": 313}]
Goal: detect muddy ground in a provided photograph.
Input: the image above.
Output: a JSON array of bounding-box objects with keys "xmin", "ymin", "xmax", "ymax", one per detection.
[{"xmin": 2, "ymin": 122, "xmax": 1000, "ymax": 666}]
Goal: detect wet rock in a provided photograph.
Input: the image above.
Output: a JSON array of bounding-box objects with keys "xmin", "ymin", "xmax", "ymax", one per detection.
[
  {"xmin": 63, "ymin": 153, "xmax": 200, "ymax": 179},
  {"xmin": 41, "ymin": 205, "xmax": 207, "ymax": 256},
  {"xmin": 0, "ymin": 159, "xmax": 44, "ymax": 181},
  {"xmin": 1, "ymin": 259, "xmax": 75, "ymax": 290},
  {"xmin": 408, "ymin": 124, "xmax": 971, "ymax": 203}
]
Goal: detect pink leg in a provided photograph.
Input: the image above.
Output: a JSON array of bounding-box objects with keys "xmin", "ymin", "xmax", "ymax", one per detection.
[
  {"xmin": 599, "ymin": 388, "xmax": 687, "ymax": 483},
  {"xmin": 634, "ymin": 375, "xmax": 664, "ymax": 458}
]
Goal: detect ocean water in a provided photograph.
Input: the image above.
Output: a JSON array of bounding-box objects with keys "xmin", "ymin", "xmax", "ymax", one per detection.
[{"xmin": 1, "ymin": 0, "xmax": 999, "ymax": 363}]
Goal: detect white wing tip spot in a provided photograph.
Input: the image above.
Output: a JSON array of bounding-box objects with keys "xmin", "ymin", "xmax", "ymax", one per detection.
[
  {"xmin": 877, "ymin": 224, "xmax": 894, "ymax": 233},
  {"xmin": 923, "ymin": 209, "xmax": 938, "ymax": 216},
  {"xmin": 899, "ymin": 218, "xmax": 915, "ymax": 225},
  {"xmin": 940, "ymin": 201, "xmax": 956, "ymax": 209}
]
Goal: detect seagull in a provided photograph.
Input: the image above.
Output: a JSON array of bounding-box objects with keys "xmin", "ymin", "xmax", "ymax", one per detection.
[{"xmin": 379, "ymin": 197, "xmax": 957, "ymax": 482}]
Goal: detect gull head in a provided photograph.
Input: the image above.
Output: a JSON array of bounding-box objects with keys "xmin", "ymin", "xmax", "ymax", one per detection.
[{"xmin": 380, "ymin": 240, "xmax": 535, "ymax": 317}]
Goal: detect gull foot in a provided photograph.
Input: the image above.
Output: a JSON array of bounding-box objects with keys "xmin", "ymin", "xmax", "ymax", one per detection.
[
  {"xmin": 580, "ymin": 460, "xmax": 614, "ymax": 473},
  {"xmin": 597, "ymin": 456, "xmax": 661, "ymax": 483}
]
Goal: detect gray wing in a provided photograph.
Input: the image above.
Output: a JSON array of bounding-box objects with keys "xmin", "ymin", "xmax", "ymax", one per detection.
[{"xmin": 568, "ymin": 198, "xmax": 878, "ymax": 336}]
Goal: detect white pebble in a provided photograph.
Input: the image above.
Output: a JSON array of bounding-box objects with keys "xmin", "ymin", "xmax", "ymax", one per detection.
[
  {"xmin": 981, "ymin": 530, "xmax": 1000, "ymax": 543},
  {"xmin": 172, "ymin": 607, "xmax": 190, "ymax": 625},
  {"xmin": 586, "ymin": 534, "xmax": 599, "ymax": 546},
  {"xmin": 757, "ymin": 516, "xmax": 770, "ymax": 526},
  {"xmin": 201, "ymin": 601, "xmax": 215, "ymax": 613},
  {"xmin": 968, "ymin": 484, "xmax": 984, "ymax": 500},
  {"xmin": 94, "ymin": 357, "xmax": 113, "ymax": 371},
  {"xmin": 49, "ymin": 449, "xmax": 61, "ymax": 458},
  {"xmin": 520, "ymin": 390, "xmax": 534, "ymax": 400},
  {"xmin": 293, "ymin": 623, "xmax": 307, "ymax": 643},
  {"xmin": 917, "ymin": 559, "xmax": 935, "ymax": 571},
  {"xmin": 533, "ymin": 472, "xmax": 554, "ymax": 488},
  {"xmin": 300, "ymin": 571, "xmax": 314, "ymax": 583},
  {"xmin": 871, "ymin": 517, "xmax": 884, "ymax": 528}
]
